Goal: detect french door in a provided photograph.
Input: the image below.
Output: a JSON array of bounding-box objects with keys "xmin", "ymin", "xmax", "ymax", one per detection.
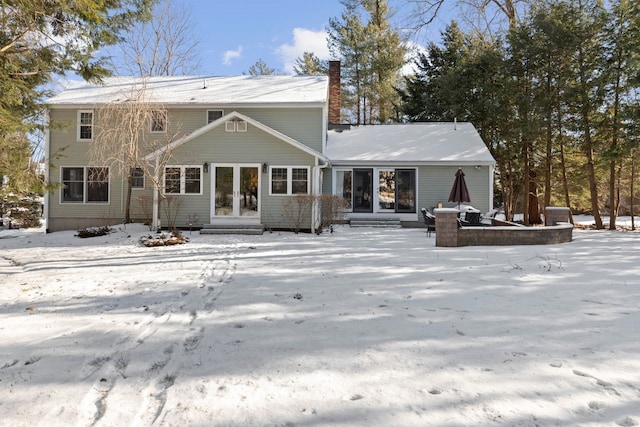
[{"xmin": 211, "ymin": 164, "xmax": 260, "ymax": 220}]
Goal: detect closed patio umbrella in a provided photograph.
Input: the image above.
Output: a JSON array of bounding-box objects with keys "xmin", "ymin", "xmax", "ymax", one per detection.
[{"xmin": 448, "ymin": 168, "xmax": 470, "ymax": 208}]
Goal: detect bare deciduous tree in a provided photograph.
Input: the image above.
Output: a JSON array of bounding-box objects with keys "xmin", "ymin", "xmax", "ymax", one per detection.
[
  {"xmin": 403, "ymin": 0, "xmax": 530, "ymax": 39},
  {"xmin": 111, "ymin": 0, "xmax": 202, "ymax": 76}
]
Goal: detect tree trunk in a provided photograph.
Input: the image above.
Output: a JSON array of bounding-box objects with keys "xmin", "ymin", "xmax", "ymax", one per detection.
[
  {"xmin": 559, "ymin": 138, "xmax": 574, "ymax": 224},
  {"xmin": 528, "ymin": 169, "xmax": 542, "ymax": 224},
  {"xmin": 631, "ymin": 153, "xmax": 636, "ymax": 230},
  {"xmin": 577, "ymin": 42, "xmax": 603, "ymax": 228},
  {"xmin": 608, "ymin": 68, "xmax": 622, "ymax": 230},
  {"xmin": 124, "ymin": 167, "xmax": 133, "ymax": 223},
  {"xmin": 523, "ymin": 136, "xmax": 529, "ymax": 225}
]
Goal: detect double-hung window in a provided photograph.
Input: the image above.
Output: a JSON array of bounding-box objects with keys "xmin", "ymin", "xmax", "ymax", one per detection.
[
  {"xmin": 61, "ymin": 167, "xmax": 109, "ymax": 203},
  {"xmin": 269, "ymin": 166, "xmax": 309, "ymax": 195},
  {"xmin": 131, "ymin": 167, "xmax": 145, "ymax": 189},
  {"xmin": 151, "ymin": 110, "xmax": 167, "ymax": 133},
  {"xmin": 77, "ymin": 110, "xmax": 93, "ymax": 141},
  {"xmin": 163, "ymin": 166, "xmax": 202, "ymax": 195},
  {"xmin": 207, "ymin": 109, "xmax": 224, "ymax": 124}
]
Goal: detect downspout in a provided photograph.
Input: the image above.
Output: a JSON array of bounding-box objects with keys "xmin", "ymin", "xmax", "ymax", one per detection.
[
  {"xmin": 152, "ymin": 157, "xmax": 160, "ymax": 231},
  {"xmin": 43, "ymin": 109, "xmax": 50, "ymax": 233},
  {"xmin": 489, "ymin": 164, "xmax": 495, "ymax": 211},
  {"xmin": 311, "ymin": 158, "xmax": 330, "ymax": 234}
]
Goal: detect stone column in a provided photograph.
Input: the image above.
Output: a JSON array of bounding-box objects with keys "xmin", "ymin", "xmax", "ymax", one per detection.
[
  {"xmin": 435, "ymin": 208, "xmax": 459, "ymax": 247},
  {"xmin": 545, "ymin": 207, "xmax": 571, "ymax": 226}
]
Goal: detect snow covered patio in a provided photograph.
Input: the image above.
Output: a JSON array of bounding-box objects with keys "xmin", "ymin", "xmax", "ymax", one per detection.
[{"xmin": 1, "ymin": 223, "xmax": 639, "ymax": 426}]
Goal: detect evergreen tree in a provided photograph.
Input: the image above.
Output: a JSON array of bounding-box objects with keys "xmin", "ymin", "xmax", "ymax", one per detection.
[
  {"xmin": 361, "ymin": 0, "xmax": 407, "ymax": 122},
  {"xmin": 246, "ymin": 59, "xmax": 283, "ymax": 76},
  {"xmin": 328, "ymin": 0, "xmax": 370, "ymax": 124},
  {"xmin": 293, "ymin": 52, "xmax": 328, "ymax": 75},
  {"xmin": 328, "ymin": 0, "xmax": 405, "ymax": 124},
  {"xmin": 600, "ymin": 0, "xmax": 640, "ymax": 228},
  {"xmin": 0, "ymin": 0, "xmax": 154, "ymax": 200}
]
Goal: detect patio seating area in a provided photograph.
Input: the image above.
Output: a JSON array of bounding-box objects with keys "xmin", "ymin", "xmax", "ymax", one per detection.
[{"xmin": 430, "ymin": 206, "xmax": 573, "ymax": 247}]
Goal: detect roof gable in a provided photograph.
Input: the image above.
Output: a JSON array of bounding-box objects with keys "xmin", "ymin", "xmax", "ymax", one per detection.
[{"xmin": 145, "ymin": 111, "xmax": 327, "ymax": 162}]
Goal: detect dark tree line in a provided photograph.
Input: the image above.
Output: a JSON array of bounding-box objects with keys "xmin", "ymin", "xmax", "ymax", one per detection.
[{"xmin": 398, "ymin": 0, "xmax": 640, "ymax": 228}]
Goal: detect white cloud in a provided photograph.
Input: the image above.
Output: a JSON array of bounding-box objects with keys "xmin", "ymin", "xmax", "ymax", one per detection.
[
  {"xmin": 402, "ymin": 40, "xmax": 428, "ymax": 76},
  {"xmin": 222, "ymin": 46, "xmax": 243, "ymax": 66},
  {"xmin": 276, "ymin": 28, "xmax": 330, "ymax": 74}
]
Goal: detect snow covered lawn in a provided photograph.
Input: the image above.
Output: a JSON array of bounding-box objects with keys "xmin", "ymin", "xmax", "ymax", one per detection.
[{"xmin": 1, "ymin": 224, "xmax": 639, "ymax": 426}]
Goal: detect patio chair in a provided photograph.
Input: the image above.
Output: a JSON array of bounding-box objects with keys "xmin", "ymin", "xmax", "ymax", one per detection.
[
  {"xmin": 421, "ymin": 208, "xmax": 436, "ymax": 237},
  {"xmin": 465, "ymin": 211, "xmax": 482, "ymax": 226}
]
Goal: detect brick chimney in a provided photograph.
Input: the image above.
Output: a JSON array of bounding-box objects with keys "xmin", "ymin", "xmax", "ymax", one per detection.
[{"xmin": 328, "ymin": 60, "xmax": 341, "ymax": 126}]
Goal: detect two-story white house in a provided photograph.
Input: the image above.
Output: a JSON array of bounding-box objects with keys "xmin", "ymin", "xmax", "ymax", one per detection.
[{"xmin": 45, "ymin": 62, "xmax": 495, "ymax": 233}]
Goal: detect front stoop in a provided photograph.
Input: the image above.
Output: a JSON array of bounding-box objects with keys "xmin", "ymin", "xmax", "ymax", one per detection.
[
  {"xmin": 349, "ymin": 218, "xmax": 402, "ymax": 229},
  {"xmin": 200, "ymin": 224, "xmax": 264, "ymax": 235}
]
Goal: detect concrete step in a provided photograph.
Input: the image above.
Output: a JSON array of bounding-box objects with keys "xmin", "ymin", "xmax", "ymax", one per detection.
[
  {"xmin": 350, "ymin": 218, "xmax": 402, "ymax": 228},
  {"xmin": 200, "ymin": 224, "xmax": 264, "ymax": 235}
]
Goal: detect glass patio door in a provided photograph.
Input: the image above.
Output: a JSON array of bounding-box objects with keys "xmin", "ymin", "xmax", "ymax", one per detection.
[
  {"xmin": 212, "ymin": 164, "xmax": 260, "ymax": 219},
  {"xmin": 353, "ymin": 168, "xmax": 373, "ymax": 213}
]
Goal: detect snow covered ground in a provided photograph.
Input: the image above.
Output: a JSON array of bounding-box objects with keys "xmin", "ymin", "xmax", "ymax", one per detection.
[{"xmin": 1, "ymin": 220, "xmax": 639, "ymax": 427}]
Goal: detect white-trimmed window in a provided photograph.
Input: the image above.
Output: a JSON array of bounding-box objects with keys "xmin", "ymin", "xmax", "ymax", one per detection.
[
  {"xmin": 225, "ymin": 119, "xmax": 247, "ymax": 132},
  {"xmin": 207, "ymin": 109, "xmax": 224, "ymax": 124},
  {"xmin": 77, "ymin": 110, "xmax": 94, "ymax": 141},
  {"xmin": 131, "ymin": 167, "xmax": 145, "ymax": 189},
  {"xmin": 61, "ymin": 167, "xmax": 109, "ymax": 203},
  {"xmin": 151, "ymin": 110, "xmax": 167, "ymax": 133},
  {"xmin": 269, "ymin": 166, "xmax": 309, "ymax": 195},
  {"xmin": 163, "ymin": 166, "xmax": 202, "ymax": 195}
]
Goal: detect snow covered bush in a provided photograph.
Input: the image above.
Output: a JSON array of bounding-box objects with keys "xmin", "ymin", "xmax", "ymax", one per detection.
[
  {"xmin": 76, "ymin": 226, "xmax": 113, "ymax": 238},
  {"xmin": 139, "ymin": 230, "xmax": 188, "ymax": 247}
]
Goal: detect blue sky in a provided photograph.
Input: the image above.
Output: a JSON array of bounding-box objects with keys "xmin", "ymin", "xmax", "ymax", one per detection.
[
  {"xmin": 184, "ymin": 0, "xmax": 451, "ymax": 76},
  {"xmin": 188, "ymin": 0, "xmax": 347, "ymax": 75}
]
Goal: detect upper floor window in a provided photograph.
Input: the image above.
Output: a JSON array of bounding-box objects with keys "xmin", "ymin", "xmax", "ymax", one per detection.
[
  {"xmin": 163, "ymin": 166, "xmax": 202, "ymax": 195},
  {"xmin": 151, "ymin": 110, "xmax": 167, "ymax": 133},
  {"xmin": 269, "ymin": 166, "xmax": 309, "ymax": 195},
  {"xmin": 207, "ymin": 109, "xmax": 224, "ymax": 124},
  {"xmin": 61, "ymin": 166, "xmax": 109, "ymax": 203},
  {"xmin": 77, "ymin": 110, "xmax": 93, "ymax": 141}
]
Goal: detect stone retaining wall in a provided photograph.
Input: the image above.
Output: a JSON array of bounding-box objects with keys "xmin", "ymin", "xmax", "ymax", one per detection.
[{"xmin": 434, "ymin": 207, "xmax": 573, "ymax": 247}]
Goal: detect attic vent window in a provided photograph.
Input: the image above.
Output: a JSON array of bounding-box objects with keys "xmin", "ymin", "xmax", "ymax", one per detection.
[{"xmin": 225, "ymin": 119, "xmax": 247, "ymax": 132}]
